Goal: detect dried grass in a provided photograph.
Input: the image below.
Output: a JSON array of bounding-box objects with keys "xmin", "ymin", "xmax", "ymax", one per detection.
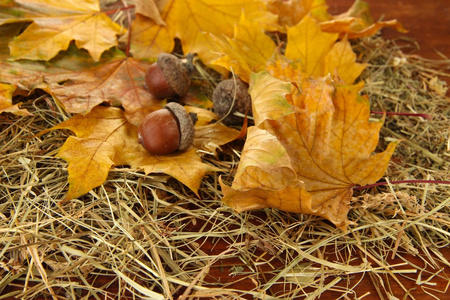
[{"xmin": 1, "ymin": 35, "xmax": 450, "ymax": 299}]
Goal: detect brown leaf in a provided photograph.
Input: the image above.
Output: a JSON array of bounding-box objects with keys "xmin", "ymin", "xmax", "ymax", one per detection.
[
  {"xmin": 47, "ymin": 57, "xmax": 161, "ymax": 125},
  {"xmin": 0, "ymin": 51, "xmax": 156, "ymax": 124}
]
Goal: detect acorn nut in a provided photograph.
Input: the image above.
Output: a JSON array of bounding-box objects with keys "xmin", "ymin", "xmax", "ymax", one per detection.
[
  {"xmin": 145, "ymin": 53, "xmax": 191, "ymax": 99},
  {"xmin": 138, "ymin": 102, "xmax": 195, "ymax": 155},
  {"xmin": 212, "ymin": 78, "xmax": 252, "ymax": 125}
]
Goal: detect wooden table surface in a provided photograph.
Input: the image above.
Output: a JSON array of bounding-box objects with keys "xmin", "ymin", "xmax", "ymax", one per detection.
[
  {"xmin": 3, "ymin": 1, "xmax": 449, "ymax": 300},
  {"xmin": 329, "ymin": 0, "xmax": 450, "ymax": 60}
]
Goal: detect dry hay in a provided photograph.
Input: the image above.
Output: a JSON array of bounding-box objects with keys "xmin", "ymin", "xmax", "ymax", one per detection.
[{"xmin": 1, "ymin": 35, "xmax": 449, "ymax": 299}]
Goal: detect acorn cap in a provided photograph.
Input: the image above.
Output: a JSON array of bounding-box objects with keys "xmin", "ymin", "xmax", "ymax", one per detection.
[
  {"xmin": 212, "ymin": 78, "xmax": 252, "ymax": 125},
  {"xmin": 165, "ymin": 102, "xmax": 195, "ymax": 151},
  {"xmin": 157, "ymin": 53, "xmax": 190, "ymax": 97}
]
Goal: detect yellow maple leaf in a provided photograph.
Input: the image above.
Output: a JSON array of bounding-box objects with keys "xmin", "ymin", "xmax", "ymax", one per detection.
[
  {"xmin": 126, "ymin": 14, "xmax": 174, "ymax": 59},
  {"xmin": 15, "ymin": 0, "xmax": 100, "ymax": 14},
  {"xmin": 207, "ymin": 14, "xmax": 277, "ymax": 83},
  {"xmin": 47, "ymin": 106, "xmax": 214, "ymax": 200},
  {"xmin": 0, "ymin": 0, "xmax": 100, "ymax": 24},
  {"xmin": 184, "ymin": 106, "xmax": 243, "ymax": 156},
  {"xmin": 0, "ymin": 82, "xmax": 33, "ymax": 116},
  {"xmin": 220, "ymin": 126, "xmax": 313, "ymax": 214},
  {"xmin": 129, "ymin": 0, "xmax": 277, "ymax": 63},
  {"xmin": 8, "ymin": 0, "xmax": 124, "ymax": 61},
  {"xmin": 231, "ymin": 126, "xmax": 298, "ymax": 191},
  {"xmin": 324, "ymin": 36, "xmax": 368, "ymax": 84},
  {"xmin": 221, "ymin": 69, "xmax": 397, "ymax": 230},
  {"xmin": 285, "ymin": 15, "xmax": 366, "ymax": 84},
  {"xmin": 285, "ymin": 15, "xmax": 338, "ymax": 77}
]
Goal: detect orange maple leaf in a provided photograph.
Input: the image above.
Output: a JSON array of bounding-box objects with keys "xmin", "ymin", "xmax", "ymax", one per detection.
[{"xmin": 221, "ymin": 67, "xmax": 397, "ymax": 230}]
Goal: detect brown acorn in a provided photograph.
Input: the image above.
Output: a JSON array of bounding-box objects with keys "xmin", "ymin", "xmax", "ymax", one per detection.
[
  {"xmin": 145, "ymin": 53, "xmax": 191, "ymax": 99},
  {"xmin": 138, "ymin": 102, "xmax": 195, "ymax": 155},
  {"xmin": 212, "ymin": 78, "xmax": 252, "ymax": 125}
]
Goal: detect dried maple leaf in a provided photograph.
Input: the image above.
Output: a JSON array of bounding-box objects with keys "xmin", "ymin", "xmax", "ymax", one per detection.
[
  {"xmin": 207, "ymin": 14, "xmax": 277, "ymax": 83},
  {"xmin": 194, "ymin": 123, "xmax": 242, "ymax": 156},
  {"xmin": 135, "ymin": 0, "xmax": 166, "ymax": 26},
  {"xmin": 267, "ymin": 0, "xmax": 329, "ymax": 27},
  {"xmin": 6, "ymin": 0, "xmax": 124, "ymax": 61},
  {"xmin": 46, "ymin": 106, "xmax": 214, "ymax": 200},
  {"xmin": 46, "ymin": 57, "xmax": 161, "ymax": 125},
  {"xmin": 267, "ymin": 0, "xmax": 405, "ymax": 38},
  {"xmin": 184, "ymin": 106, "xmax": 243, "ymax": 156},
  {"xmin": 220, "ymin": 126, "xmax": 313, "ymax": 214},
  {"xmin": 221, "ymin": 68, "xmax": 397, "ymax": 230},
  {"xmin": 320, "ymin": 0, "xmax": 406, "ymax": 38},
  {"xmin": 129, "ymin": 0, "xmax": 277, "ymax": 63},
  {"xmin": 126, "ymin": 13, "xmax": 174, "ymax": 60},
  {"xmin": 285, "ymin": 15, "xmax": 367, "ymax": 84},
  {"xmin": 0, "ymin": 55, "xmax": 161, "ymax": 125},
  {"xmin": 0, "ymin": 83, "xmax": 33, "ymax": 116},
  {"xmin": 207, "ymin": 13, "xmax": 365, "ymax": 85}
]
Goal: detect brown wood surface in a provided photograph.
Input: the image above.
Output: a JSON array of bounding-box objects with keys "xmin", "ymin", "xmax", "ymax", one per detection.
[
  {"xmin": 329, "ymin": 0, "xmax": 450, "ymax": 59},
  {"xmin": 3, "ymin": 1, "xmax": 450, "ymax": 300}
]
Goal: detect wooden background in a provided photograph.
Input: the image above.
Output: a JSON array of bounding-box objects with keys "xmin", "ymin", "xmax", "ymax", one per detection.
[
  {"xmin": 330, "ymin": 0, "xmax": 450, "ymax": 60},
  {"xmin": 3, "ymin": 0, "xmax": 449, "ymax": 299}
]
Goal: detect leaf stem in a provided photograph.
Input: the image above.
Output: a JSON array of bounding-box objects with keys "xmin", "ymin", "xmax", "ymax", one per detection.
[
  {"xmin": 103, "ymin": 4, "xmax": 135, "ymax": 16},
  {"xmin": 120, "ymin": 1, "xmax": 133, "ymax": 57},
  {"xmin": 354, "ymin": 179, "xmax": 450, "ymax": 190},
  {"xmin": 370, "ymin": 111, "xmax": 432, "ymax": 119}
]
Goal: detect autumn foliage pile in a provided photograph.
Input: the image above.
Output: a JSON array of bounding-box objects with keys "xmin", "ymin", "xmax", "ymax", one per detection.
[{"xmin": 0, "ymin": 0, "xmax": 406, "ymax": 230}]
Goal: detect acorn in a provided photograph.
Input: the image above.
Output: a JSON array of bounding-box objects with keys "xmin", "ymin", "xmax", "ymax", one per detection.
[
  {"xmin": 138, "ymin": 102, "xmax": 195, "ymax": 155},
  {"xmin": 212, "ymin": 78, "xmax": 252, "ymax": 125},
  {"xmin": 145, "ymin": 53, "xmax": 191, "ymax": 99}
]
